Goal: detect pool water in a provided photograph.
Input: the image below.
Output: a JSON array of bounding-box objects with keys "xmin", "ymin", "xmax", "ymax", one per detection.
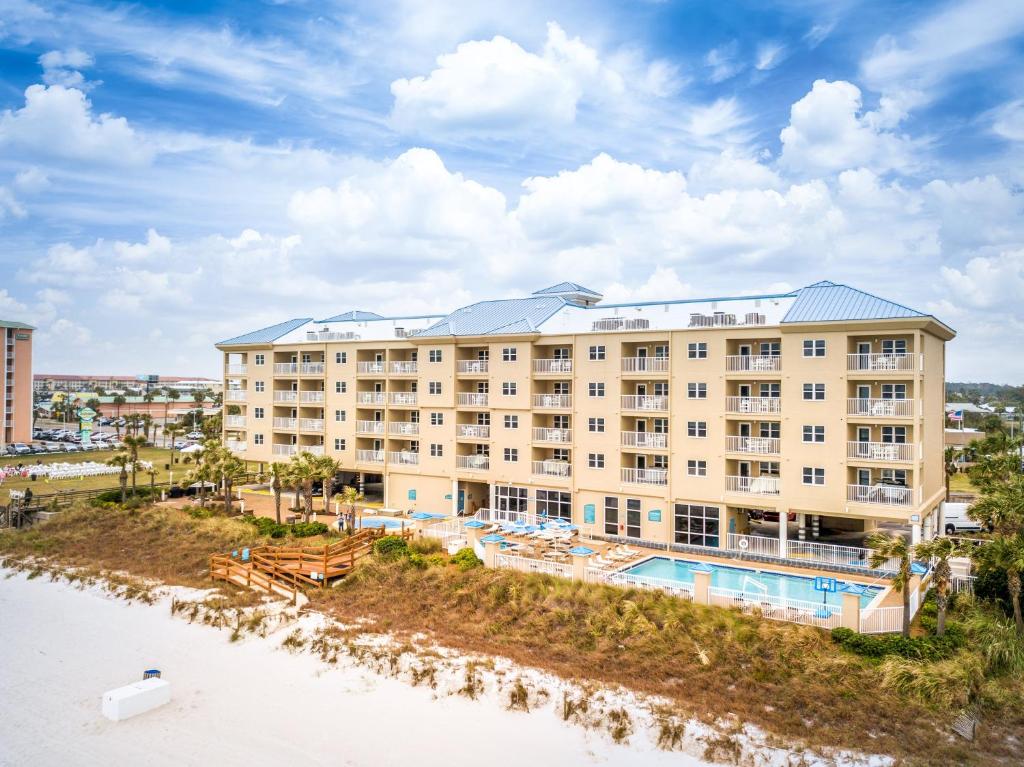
[
  {"xmin": 352, "ymin": 517, "xmax": 405, "ymax": 529},
  {"xmin": 624, "ymin": 557, "xmax": 881, "ymax": 609}
]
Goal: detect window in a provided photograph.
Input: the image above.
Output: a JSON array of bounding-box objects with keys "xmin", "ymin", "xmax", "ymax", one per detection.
[
  {"xmin": 502, "ymin": 382, "xmax": 517, "ymax": 396},
  {"xmin": 476, "ymin": 412, "xmax": 491, "ymax": 426},
  {"xmin": 503, "ymin": 414, "xmax": 518, "ymax": 429},
  {"xmin": 673, "ymin": 504, "xmax": 720, "ymax": 547},
  {"xmin": 335, "ymin": 352, "xmax": 347, "ymax": 364},
  {"xmin": 881, "ymin": 338, "xmax": 907, "ymax": 355},
  {"xmin": 604, "ymin": 497, "xmax": 619, "ymax": 535},
  {"xmin": 589, "ymin": 345, "xmax": 606, "ymax": 360},
  {"xmin": 802, "ymin": 467, "xmax": 825, "ymax": 485},
  {"xmin": 687, "ymin": 382, "xmax": 707, "ymax": 399},
  {"xmin": 687, "ymin": 421, "xmax": 707, "ymax": 437},
  {"xmin": 760, "ymin": 461, "xmax": 780, "ymax": 476},
  {"xmin": 803, "ymin": 339, "xmax": 826, "ymax": 357},
  {"xmin": 881, "ymin": 426, "xmax": 907, "ymax": 443},
  {"xmin": 335, "ymin": 409, "xmax": 346, "ymax": 422},
  {"xmin": 802, "ymin": 425, "xmax": 825, "ymax": 443},
  {"xmin": 588, "ymin": 417, "xmax": 605, "ymax": 433},
  {"xmin": 687, "ymin": 342, "xmax": 707, "ymax": 359},
  {"xmin": 760, "ymin": 422, "xmax": 780, "ymax": 438},
  {"xmin": 334, "ymin": 438, "xmax": 346, "ymax": 451},
  {"xmin": 254, "ymin": 354, "xmax": 265, "ymax": 366},
  {"xmin": 334, "ymin": 381, "xmax": 346, "ymax": 394},
  {"xmin": 537, "ymin": 490, "xmax": 571, "ymax": 521},
  {"xmin": 553, "ymin": 448, "xmax": 570, "ymax": 462},
  {"xmin": 881, "ymin": 383, "xmax": 907, "ymax": 400},
  {"xmin": 254, "ymin": 380, "xmax": 265, "ymax": 392},
  {"xmin": 803, "ymin": 383, "xmax": 826, "ymax": 400},
  {"xmin": 428, "ymin": 381, "xmax": 442, "ymax": 395},
  {"xmin": 760, "ymin": 341, "xmax": 780, "ymax": 356},
  {"xmin": 687, "ymin": 459, "xmax": 707, "ymax": 476},
  {"xmin": 253, "ymin": 433, "xmax": 264, "ymax": 445},
  {"xmin": 502, "ymin": 347, "xmax": 517, "ymax": 362},
  {"xmin": 588, "ymin": 382, "xmax": 605, "ymax": 397},
  {"xmin": 503, "ymin": 447, "xmax": 518, "ymax": 462},
  {"xmin": 760, "ymin": 382, "xmax": 780, "ymax": 398},
  {"xmin": 427, "ymin": 349, "xmax": 442, "ymax": 363},
  {"xmin": 495, "ymin": 485, "xmax": 529, "ymax": 513},
  {"xmin": 626, "ymin": 499, "xmax": 642, "ymax": 538},
  {"xmin": 430, "ymin": 443, "xmax": 443, "ymax": 457},
  {"xmin": 588, "ymin": 453, "xmax": 605, "ymax": 469},
  {"xmin": 430, "ymin": 412, "xmax": 443, "ymax": 426},
  {"xmin": 881, "ymin": 468, "xmax": 908, "ymax": 485},
  {"xmin": 254, "ymin": 407, "xmax": 264, "ymax": 419}
]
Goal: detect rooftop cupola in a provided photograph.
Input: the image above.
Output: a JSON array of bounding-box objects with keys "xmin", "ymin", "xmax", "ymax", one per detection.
[{"xmin": 531, "ymin": 282, "xmax": 603, "ymax": 307}]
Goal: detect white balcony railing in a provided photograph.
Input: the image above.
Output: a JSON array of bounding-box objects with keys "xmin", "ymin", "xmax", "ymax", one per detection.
[
  {"xmin": 355, "ymin": 420, "xmax": 385, "ymax": 434},
  {"xmin": 272, "ymin": 444, "xmax": 297, "ymax": 457},
  {"xmin": 299, "ymin": 391, "xmax": 325, "ymax": 403},
  {"xmin": 847, "ymin": 398, "xmax": 914, "ymax": 418},
  {"xmin": 533, "ymin": 359, "xmax": 573, "ymax": 374},
  {"xmin": 389, "ymin": 421, "xmax": 420, "ymax": 436},
  {"xmin": 725, "ymin": 396, "xmax": 780, "ymax": 415},
  {"xmin": 621, "ymin": 431, "xmax": 668, "ymax": 449},
  {"xmin": 457, "ymin": 424, "xmax": 490, "ymax": 439},
  {"xmin": 725, "ymin": 355, "xmax": 781, "ymax": 373},
  {"xmin": 300, "ymin": 362, "xmax": 324, "ymax": 375},
  {"xmin": 389, "ymin": 451, "xmax": 419, "ymax": 465},
  {"xmin": 273, "ymin": 417, "xmax": 297, "ymax": 429},
  {"xmin": 847, "ymin": 484, "xmax": 917, "ymax": 507},
  {"xmin": 305, "ymin": 445, "xmax": 325, "ymax": 456},
  {"xmin": 457, "ymin": 392, "xmax": 489, "ymax": 407},
  {"xmin": 533, "ymin": 394, "xmax": 572, "ymax": 409},
  {"xmin": 388, "ymin": 361, "xmax": 418, "ymax": 375},
  {"xmin": 272, "ymin": 391, "xmax": 297, "ymax": 403},
  {"xmin": 225, "ymin": 439, "xmax": 247, "ymax": 452},
  {"xmin": 621, "ymin": 395, "xmax": 668, "ymax": 411},
  {"xmin": 356, "ymin": 449, "xmax": 384, "ymax": 464},
  {"xmin": 847, "ymin": 353, "xmax": 920, "ymax": 372},
  {"xmin": 846, "ymin": 441, "xmax": 917, "ymax": 462},
  {"xmin": 532, "ymin": 460, "xmax": 572, "ymax": 478},
  {"xmin": 532, "ymin": 427, "xmax": 572, "ymax": 443},
  {"xmin": 620, "ymin": 467, "xmax": 668, "ymax": 485},
  {"xmin": 457, "ymin": 360, "xmax": 489, "ymax": 374},
  {"xmin": 356, "ymin": 361, "xmax": 385, "ymax": 375},
  {"xmin": 225, "ymin": 390, "xmax": 247, "ymax": 402},
  {"xmin": 389, "ymin": 392, "xmax": 418, "ymax": 406},
  {"xmin": 225, "ymin": 415, "xmax": 246, "ymax": 428},
  {"xmin": 457, "ymin": 455, "xmax": 490, "ymax": 471},
  {"xmin": 725, "ymin": 475, "xmax": 780, "ymax": 495},
  {"xmin": 226, "ymin": 364, "xmax": 248, "ymax": 375},
  {"xmin": 274, "ymin": 363, "xmax": 298, "ymax": 375},
  {"xmin": 725, "ymin": 436, "xmax": 781, "ymax": 455},
  {"xmin": 621, "ymin": 357, "xmax": 670, "ymax": 374},
  {"xmin": 356, "ymin": 391, "xmax": 386, "ymax": 405},
  {"xmin": 300, "ymin": 418, "xmax": 324, "ymax": 431}
]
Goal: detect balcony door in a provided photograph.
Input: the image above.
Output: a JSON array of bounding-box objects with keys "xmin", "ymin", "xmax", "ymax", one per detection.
[
  {"xmin": 738, "ymin": 344, "xmax": 752, "ymax": 356},
  {"xmin": 738, "ymin": 384, "xmax": 752, "ymax": 398},
  {"xmin": 738, "ymin": 422, "xmax": 751, "ymax": 438},
  {"xmin": 636, "ymin": 383, "xmax": 647, "ymax": 397},
  {"xmin": 856, "ymin": 426, "xmax": 870, "ymax": 442},
  {"xmin": 738, "ymin": 461, "xmax": 751, "ymax": 478},
  {"xmin": 857, "ymin": 341, "xmax": 871, "ymax": 356},
  {"xmin": 626, "ymin": 500, "xmax": 642, "ymax": 538},
  {"xmin": 635, "ymin": 418, "xmax": 647, "ymax": 434},
  {"xmin": 856, "ymin": 384, "xmax": 870, "ymax": 400}
]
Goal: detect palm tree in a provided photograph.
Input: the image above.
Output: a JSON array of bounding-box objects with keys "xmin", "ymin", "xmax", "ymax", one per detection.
[
  {"xmin": 106, "ymin": 452, "xmax": 132, "ymax": 504},
  {"xmin": 268, "ymin": 462, "xmax": 287, "ymax": 525},
  {"xmin": 914, "ymin": 536, "xmax": 968, "ymax": 636},
  {"xmin": 140, "ymin": 413, "xmax": 154, "ymax": 442},
  {"xmin": 315, "ymin": 455, "xmax": 342, "ymax": 516},
  {"xmin": 164, "ymin": 423, "xmax": 184, "ymax": 466},
  {"xmin": 217, "ymin": 451, "xmax": 247, "ymax": 516},
  {"xmin": 286, "ymin": 452, "xmax": 319, "ymax": 522},
  {"xmin": 975, "ymin": 533, "xmax": 1024, "ymax": 634},
  {"xmin": 146, "ymin": 466, "xmax": 158, "ymax": 490},
  {"xmin": 867, "ymin": 531, "xmax": 915, "ymax": 638},
  {"xmin": 944, "ymin": 446, "xmax": 959, "ymax": 502},
  {"xmin": 126, "ymin": 413, "xmax": 144, "ymax": 436},
  {"xmin": 338, "ymin": 485, "xmax": 364, "ymax": 533},
  {"xmin": 112, "ymin": 394, "xmax": 127, "ymax": 436},
  {"xmin": 163, "ymin": 388, "xmax": 180, "ymax": 446},
  {"xmin": 121, "ymin": 435, "xmax": 147, "ymax": 496},
  {"xmin": 970, "ymin": 475, "xmax": 1024, "ymax": 536}
]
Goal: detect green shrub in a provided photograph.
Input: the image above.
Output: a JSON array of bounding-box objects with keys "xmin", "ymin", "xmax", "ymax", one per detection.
[
  {"xmin": 187, "ymin": 506, "xmax": 215, "ymax": 519},
  {"xmin": 373, "ymin": 535, "xmax": 409, "ymax": 560},
  {"xmin": 407, "ymin": 552, "xmax": 428, "ymax": 569},
  {"xmin": 830, "ymin": 624, "xmax": 966, "ymax": 661},
  {"xmin": 90, "ymin": 486, "xmax": 162, "ymax": 507},
  {"xmin": 409, "ymin": 536, "xmax": 443, "ymax": 555},
  {"xmin": 291, "ymin": 522, "xmax": 328, "ymax": 538},
  {"xmin": 426, "ymin": 553, "xmax": 449, "ymax": 567},
  {"xmin": 974, "ymin": 565, "xmax": 1012, "ymax": 617},
  {"xmin": 241, "ymin": 515, "xmax": 288, "ymax": 538},
  {"xmin": 451, "ymin": 547, "xmax": 482, "ymax": 571}
]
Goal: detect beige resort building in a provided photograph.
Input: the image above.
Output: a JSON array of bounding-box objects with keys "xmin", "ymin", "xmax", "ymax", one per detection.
[{"xmin": 216, "ymin": 280, "xmax": 954, "ymax": 555}]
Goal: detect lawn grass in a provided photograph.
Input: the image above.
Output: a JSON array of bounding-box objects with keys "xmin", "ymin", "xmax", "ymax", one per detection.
[
  {"xmin": 949, "ymin": 472, "xmax": 980, "ymax": 495},
  {"xmin": 0, "ymin": 446, "xmax": 182, "ymax": 495}
]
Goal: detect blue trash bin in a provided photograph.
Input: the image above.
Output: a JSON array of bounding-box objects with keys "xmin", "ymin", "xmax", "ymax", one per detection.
[{"xmin": 143, "ymin": 669, "xmax": 161, "ymax": 679}]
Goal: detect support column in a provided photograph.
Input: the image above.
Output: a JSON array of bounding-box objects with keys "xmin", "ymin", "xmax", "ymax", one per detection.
[
  {"xmin": 911, "ymin": 523, "xmax": 922, "ymax": 545},
  {"xmin": 482, "ymin": 538, "xmax": 500, "ymax": 568},
  {"xmin": 811, "ymin": 514, "xmax": 820, "ymax": 539},
  {"xmin": 693, "ymin": 569, "xmax": 711, "ymax": 605},
  {"xmin": 778, "ymin": 510, "xmax": 788, "ymax": 556},
  {"xmin": 797, "ymin": 512, "xmax": 806, "ymax": 541},
  {"xmin": 570, "ymin": 548, "xmax": 595, "ymax": 582},
  {"xmin": 841, "ymin": 592, "xmax": 861, "ymax": 632},
  {"xmin": 451, "ymin": 479, "xmax": 459, "ymax": 517},
  {"xmin": 489, "ymin": 483, "xmax": 497, "ymax": 512}
]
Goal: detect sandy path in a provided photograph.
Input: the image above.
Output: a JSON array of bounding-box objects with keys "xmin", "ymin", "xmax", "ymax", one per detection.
[{"xmin": 0, "ymin": 572, "xmax": 709, "ymax": 767}]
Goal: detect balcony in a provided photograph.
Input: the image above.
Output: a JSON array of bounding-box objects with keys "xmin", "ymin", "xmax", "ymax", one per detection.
[
  {"xmin": 725, "ymin": 436, "xmax": 781, "ymax": 455},
  {"xmin": 725, "ymin": 396, "xmax": 780, "ymax": 415},
  {"xmin": 533, "ymin": 359, "xmax": 573, "ymax": 374},
  {"xmin": 356, "ymin": 449, "xmax": 384, "ymax": 464},
  {"xmin": 226, "ymin": 439, "xmax": 247, "ymax": 452},
  {"xmin": 457, "ymin": 454, "xmax": 490, "ymax": 471},
  {"xmin": 457, "ymin": 360, "xmax": 489, "ymax": 375},
  {"xmin": 847, "ymin": 353, "xmax": 920, "ymax": 373},
  {"xmin": 621, "ymin": 467, "xmax": 668, "ymax": 486},
  {"xmin": 621, "ymin": 395, "xmax": 668, "ymax": 412},
  {"xmin": 225, "ymin": 390, "xmax": 247, "ymax": 402},
  {"xmin": 357, "ymin": 392, "xmax": 386, "ymax": 405},
  {"xmin": 389, "ymin": 361, "xmax": 418, "ymax": 376},
  {"xmin": 273, "ymin": 417, "xmax": 297, "ymax": 429},
  {"xmin": 300, "ymin": 418, "xmax": 325, "ymax": 432},
  {"xmin": 355, "ymin": 420, "xmax": 385, "ymax": 434},
  {"xmin": 847, "ymin": 484, "xmax": 917, "ymax": 507},
  {"xmin": 847, "ymin": 398, "xmax": 914, "ymax": 418},
  {"xmin": 225, "ymin": 415, "xmax": 246, "ymax": 428},
  {"xmin": 847, "ymin": 441, "xmax": 917, "ymax": 463},
  {"xmin": 457, "ymin": 392, "xmax": 489, "ymax": 407},
  {"xmin": 532, "ymin": 427, "xmax": 572, "ymax": 444},
  {"xmin": 272, "ymin": 391, "xmax": 297, "ymax": 403},
  {"xmin": 272, "ymin": 444, "xmax": 297, "ymax": 457},
  {"xmin": 389, "ymin": 450, "xmax": 419, "ymax": 466},
  {"xmin": 300, "ymin": 362, "xmax": 324, "ymax": 375},
  {"xmin": 299, "ymin": 391, "xmax": 325, "ymax": 403},
  {"xmin": 725, "ymin": 355, "xmax": 781, "ymax": 373},
  {"xmin": 725, "ymin": 475, "xmax": 780, "ymax": 495},
  {"xmin": 274, "ymin": 363, "xmax": 298, "ymax": 375},
  {"xmin": 457, "ymin": 424, "xmax": 490, "ymax": 439},
  {"xmin": 533, "ymin": 393, "xmax": 572, "ymax": 409},
  {"xmin": 389, "ymin": 421, "xmax": 420, "ymax": 436},
  {"xmin": 305, "ymin": 445, "xmax": 325, "ymax": 456},
  {"xmin": 388, "ymin": 392, "xmax": 418, "ymax": 407},
  {"xmin": 356, "ymin": 361, "xmax": 385, "ymax": 375},
  {"xmin": 622, "ymin": 431, "xmax": 668, "ymax": 449},
  {"xmin": 226, "ymin": 364, "xmax": 248, "ymax": 375},
  {"xmin": 532, "ymin": 460, "xmax": 572, "ymax": 478},
  {"xmin": 621, "ymin": 357, "xmax": 669, "ymax": 374}
]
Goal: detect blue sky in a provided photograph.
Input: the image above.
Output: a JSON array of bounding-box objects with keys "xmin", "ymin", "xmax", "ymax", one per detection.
[{"xmin": 1, "ymin": 0, "xmax": 1023, "ymax": 380}]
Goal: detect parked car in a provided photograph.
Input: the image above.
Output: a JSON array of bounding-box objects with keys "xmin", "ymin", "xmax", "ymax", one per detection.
[
  {"xmin": 186, "ymin": 431, "xmax": 204, "ymax": 440},
  {"xmin": 45, "ymin": 443, "xmax": 63, "ymax": 453},
  {"xmin": 9, "ymin": 443, "xmax": 32, "ymax": 455}
]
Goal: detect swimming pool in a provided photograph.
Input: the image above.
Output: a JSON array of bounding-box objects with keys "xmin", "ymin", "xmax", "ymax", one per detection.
[
  {"xmin": 352, "ymin": 517, "xmax": 405, "ymax": 530},
  {"xmin": 623, "ymin": 557, "xmax": 882, "ymax": 609}
]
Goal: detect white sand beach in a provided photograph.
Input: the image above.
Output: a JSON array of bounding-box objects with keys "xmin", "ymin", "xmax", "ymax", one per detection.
[{"xmin": 0, "ymin": 571, "xmax": 713, "ymax": 767}]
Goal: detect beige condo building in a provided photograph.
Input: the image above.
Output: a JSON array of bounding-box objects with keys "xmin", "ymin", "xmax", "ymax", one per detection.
[{"xmin": 216, "ymin": 281, "xmax": 954, "ymax": 553}]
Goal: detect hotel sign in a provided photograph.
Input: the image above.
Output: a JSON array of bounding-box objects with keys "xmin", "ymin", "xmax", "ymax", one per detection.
[{"xmin": 15, "ymin": 333, "xmax": 29, "ymax": 340}]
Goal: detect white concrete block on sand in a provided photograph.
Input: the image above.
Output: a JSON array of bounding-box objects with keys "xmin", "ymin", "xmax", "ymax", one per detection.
[
  {"xmin": 101, "ymin": 678, "xmax": 171, "ymax": 721},
  {"xmin": 0, "ymin": 572, "xmax": 709, "ymax": 767}
]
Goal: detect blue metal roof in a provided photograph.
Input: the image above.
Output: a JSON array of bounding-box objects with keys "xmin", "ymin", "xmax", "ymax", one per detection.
[
  {"xmin": 317, "ymin": 310, "xmax": 385, "ymax": 323},
  {"xmin": 532, "ymin": 282, "xmax": 602, "ymax": 297},
  {"xmin": 218, "ymin": 317, "xmax": 312, "ymax": 346},
  {"xmin": 783, "ymin": 281, "xmax": 928, "ymax": 323},
  {"xmin": 414, "ymin": 296, "xmax": 567, "ymax": 337}
]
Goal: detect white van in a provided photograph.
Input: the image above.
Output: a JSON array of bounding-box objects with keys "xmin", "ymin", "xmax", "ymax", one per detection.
[{"xmin": 941, "ymin": 502, "xmax": 983, "ymax": 536}]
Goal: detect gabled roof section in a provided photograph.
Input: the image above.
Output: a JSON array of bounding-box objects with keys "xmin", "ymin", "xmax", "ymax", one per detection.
[
  {"xmin": 317, "ymin": 310, "xmax": 386, "ymax": 323},
  {"xmin": 532, "ymin": 282, "xmax": 602, "ymax": 297},
  {"xmin": 783, "ymin": 281, "xmax": 928, "ymax": 324},
  {"xmin": 218, "ymin": 318, "xmax": 312, "ymax": 346},
  {"xmin": 414, "ymin": 297, "xmax": 567, "ymax": 337},
  {"xmin": 0, "ymin": 319, "xmax": 35, "ymax": 330}
]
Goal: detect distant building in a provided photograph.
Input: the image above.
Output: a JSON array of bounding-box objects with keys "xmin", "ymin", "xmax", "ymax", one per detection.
[
  {"xmin": 35, "ymin": 393, "xmax": 219, "ymax": 421},
  {"xmin": 1, "ymin": 319, "xmax": 34, "ymax": 448},
  {"xmin": 33, "ymin": 374, "xmax": 220, "ymax": 395}
]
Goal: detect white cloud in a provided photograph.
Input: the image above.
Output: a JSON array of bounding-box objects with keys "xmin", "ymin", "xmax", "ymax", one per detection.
[
  {"xmin": 941, "ymin": 249, "xmax": 1024, "ymax": 310},
  {"xmin": 601, "ymin": 267, "xmax": 695, "ymax": 304},
  {"xmin": 685, "ymin": 98, "xmax": 750, "ymax": 142},
  {"xmin": 804, "ymin": 21, "xmax": 836, "ymax": 48},
  {"xmin": 991, "ymin": 100, "xmax": 1024, "ymax": 141},
  {"xmin": 114, "ymin": 229, "xmax": 172, "ymax": 262},
  {"xmin": 39, "ymin": 48, "xmax": 95, "ymax": 89},
  {"xmin": 755, "ymin": 42, "xmax": 786, "ymax": 71},
  {"xmin": 0, "ymin": 187, "xmax": 27, "ymax": 220},
  {"xmin": 687, "ymin": 151, "xmax": 782, "ymax": 195},
  {"xmin": 704, "ymin": 42, "xmax": 743, "ymax": 83},
  {"xmin": 13, "ymin": 167, "xmax": 50, "ymax": 193}
]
